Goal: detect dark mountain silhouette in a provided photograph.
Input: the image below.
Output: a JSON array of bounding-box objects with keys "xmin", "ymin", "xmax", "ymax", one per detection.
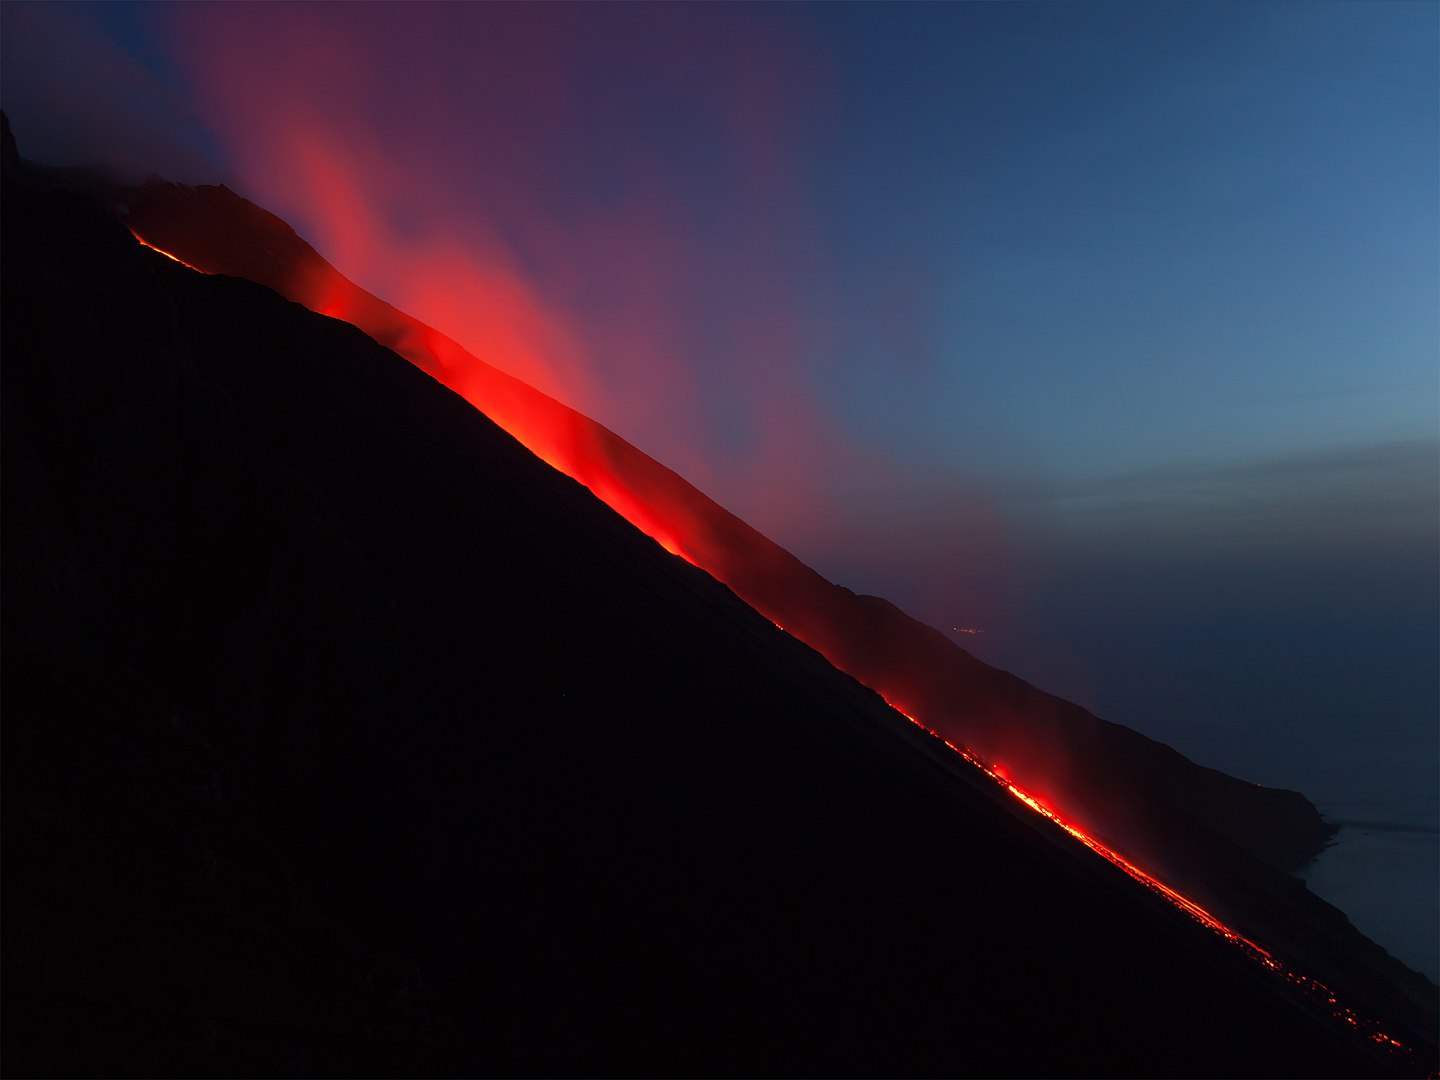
[
  {"xmin": 3, "ymin": 115, "xmax": 1435, "ymax": 1076},
  {"xmin": 114, "ymin": 171, "xmax": 1336, "ymax": 889},
  {"xmin": 107, "ymin": 149, "xmax": 1439, "ymax": 1032}
]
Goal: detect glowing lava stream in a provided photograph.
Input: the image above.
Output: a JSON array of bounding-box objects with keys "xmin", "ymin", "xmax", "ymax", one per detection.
[
  {"xmin": 129, "ymin": 231, "xmax": 1413, "ymax": 1062},
  {"xmin": 885, "ymin": 700, "xmax": 1411, "ymax": 1057},
  {"xmin": 129, "ymin": 232, "xmax": 204, "ymax": 273}
]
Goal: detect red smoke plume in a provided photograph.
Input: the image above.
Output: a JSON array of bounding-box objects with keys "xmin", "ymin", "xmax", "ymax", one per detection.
[
  {"xmin": 169, "ymin": 5, "xmax": 842, "ymax": 533},
  {"xmin": 155, "ymin": 2, "xmax": 1029, "ymax": 643}
]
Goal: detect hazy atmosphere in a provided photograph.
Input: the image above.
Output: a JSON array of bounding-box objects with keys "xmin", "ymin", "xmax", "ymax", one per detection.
[{"xmin": 5, "ymin": 0, "xmax": 1435, "ymax": 978}]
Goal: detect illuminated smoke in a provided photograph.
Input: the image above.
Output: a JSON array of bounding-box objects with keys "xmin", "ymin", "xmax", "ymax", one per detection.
[{"xmin": 164, "ymin": 5, "xmax": 853, "ymax": 537}]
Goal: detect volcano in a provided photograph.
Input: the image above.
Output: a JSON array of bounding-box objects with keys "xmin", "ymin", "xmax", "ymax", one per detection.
[
  {"xmin": 3, "ymin": 116, "xmax": 1436, "ymax": 1076},
  {"xmin": 114, "ymin": 172, "xmax": 1338, "ymax": 885}
]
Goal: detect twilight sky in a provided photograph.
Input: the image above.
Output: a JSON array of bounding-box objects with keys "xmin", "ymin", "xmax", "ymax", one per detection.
[{"xmin": 4, "ymin": 2, "xmax": 1436, "ymax": 967}]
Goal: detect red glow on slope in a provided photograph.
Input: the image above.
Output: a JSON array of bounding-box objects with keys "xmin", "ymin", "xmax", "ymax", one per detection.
[{"xmin": 129, "ymin": 231, "xmax": 203, "ymax": 272}]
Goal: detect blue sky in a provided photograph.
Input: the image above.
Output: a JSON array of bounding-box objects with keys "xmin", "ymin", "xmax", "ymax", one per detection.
[{"xmin": 800, "ymin": 2, "xmax": 1437, "ymax": 475}]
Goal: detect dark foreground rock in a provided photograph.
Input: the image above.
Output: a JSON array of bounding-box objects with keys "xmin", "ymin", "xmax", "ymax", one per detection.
[{"xmin": 3, "ymin": 123, "xmax": 1435, "ymax": 1076}]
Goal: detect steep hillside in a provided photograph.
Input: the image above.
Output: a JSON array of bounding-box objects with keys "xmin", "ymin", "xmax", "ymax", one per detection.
[
  {"xmin": 117, "ymin": 172, "xmax": 1337, "ymax": 886},
  {"xmin": 3, "ymin": 127, "xmax": 1433, "ymax": 1076}
]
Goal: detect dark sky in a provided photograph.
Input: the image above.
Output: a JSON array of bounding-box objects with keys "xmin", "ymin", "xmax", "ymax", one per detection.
[{"xmin": 4, "ymin": 0, "xmax": 1436, "ymax": 973}]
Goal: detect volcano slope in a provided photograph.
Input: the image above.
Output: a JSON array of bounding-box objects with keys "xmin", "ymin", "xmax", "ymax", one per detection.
[
  {"xmin": 110, "ymin": 162, "xmax": 1439, "ymax": 1042},
  {"xmin": 117, "ymin": 173, "xmax": 1337, "ymax": 888},
  {"xmin": 3, "ymin": 132, "xmax": 1435, "ymax": 1077}
]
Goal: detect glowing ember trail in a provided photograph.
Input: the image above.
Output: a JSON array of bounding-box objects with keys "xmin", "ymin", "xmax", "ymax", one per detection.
[
  {"xmin": 885, "ymin": 700, "xmax": 1415, "ymax": 1060},
  {"xmin": 128, "ymin": 231, "xmax": 204, "ymax": 273}
]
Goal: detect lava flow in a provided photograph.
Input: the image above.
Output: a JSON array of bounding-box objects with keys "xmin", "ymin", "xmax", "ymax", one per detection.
[
  {"xmin": 887, "ymin": 701, "xmax": 1415, "ymax": 1061},
  {"xmin": 129, "ymin": 232, "xmax": 203, "ymax": 272}
]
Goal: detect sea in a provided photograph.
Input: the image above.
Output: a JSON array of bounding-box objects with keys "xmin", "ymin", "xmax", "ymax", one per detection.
[{"xmin": 957, "ymin": 580, "xmax": 1439, "ymax": 983}]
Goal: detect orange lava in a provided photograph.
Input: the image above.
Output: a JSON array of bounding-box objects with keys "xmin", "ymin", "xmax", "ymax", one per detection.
[{"xmin": 129, "ymin": 231, "xmax": 205, "ymax": 273}]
